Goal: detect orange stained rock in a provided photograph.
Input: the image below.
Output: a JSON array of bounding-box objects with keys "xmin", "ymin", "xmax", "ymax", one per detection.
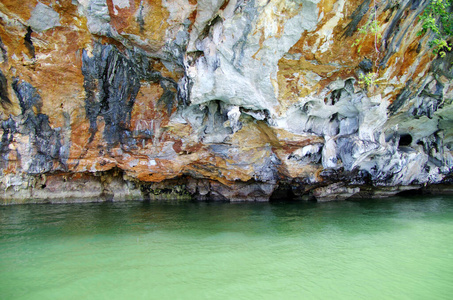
[
  {"xmin": 0, "ymin": 0, "xmax": 38, "ymax": 21},
  {"xmin": 271, "ymin": 128, "xmax": 324, "ymax": 149},
  {"xmin": 106, "ymin": 0, "xmax": 136, "ymax": 34},
  {"xmin": 277, "ymin": 57, "xmax": 352, "ymax": 112},
  {"xmin": 228, "ymin": 119, "xmax": 277, "ymax": 149},
  {"xmin": 130, "ymin": 83, "xmax": 162, "ymax": 127},
  {"xmin": 108, "ymin": 0, "xmax": 172, "ymax": 51},
  {"xmin": 0, "ymin": 1, "xmax": 91, "ymax": 129}
]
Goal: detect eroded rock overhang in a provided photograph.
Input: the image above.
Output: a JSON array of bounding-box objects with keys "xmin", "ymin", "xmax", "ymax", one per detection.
[{"xmin": 0, "ymin": 0, "xmax": 452, "ymax": 203}]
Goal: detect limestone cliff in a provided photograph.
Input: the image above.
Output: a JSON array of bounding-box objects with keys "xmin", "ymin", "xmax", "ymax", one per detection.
[{"xmin": 1, "ymin": 0, "xmax": 452, "ymax": 203}]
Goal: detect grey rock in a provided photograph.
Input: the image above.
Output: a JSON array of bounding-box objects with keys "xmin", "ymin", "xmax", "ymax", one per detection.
[{"xmin": 28, "ymin": 2, "xmax": 61, "ymax": 32}]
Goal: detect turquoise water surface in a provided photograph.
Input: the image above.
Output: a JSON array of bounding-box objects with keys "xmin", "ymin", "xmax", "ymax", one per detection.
[{"xmin": 1, "ymin": 196, "xmax": 453, "ymax": 299}]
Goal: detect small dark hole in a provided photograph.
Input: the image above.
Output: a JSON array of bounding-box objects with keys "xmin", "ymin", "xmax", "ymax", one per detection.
[
  {"xmin": 395, "ymin": 188, "xmax": 423, "ymax": 197},
  {"xmin": 399, "ymin": 134, "xmax": 412, "ymax": 147}
]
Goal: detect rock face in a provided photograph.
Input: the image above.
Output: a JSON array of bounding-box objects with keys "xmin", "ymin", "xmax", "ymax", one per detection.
[{"xmin": 0, "ymin": 0, "xmax": 452, "ymax": 203}]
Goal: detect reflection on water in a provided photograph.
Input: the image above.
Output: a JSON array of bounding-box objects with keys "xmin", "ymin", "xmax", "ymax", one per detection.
[{"xmin": 1, "ymin": 196, "xmax": 453, "ymax": 299}]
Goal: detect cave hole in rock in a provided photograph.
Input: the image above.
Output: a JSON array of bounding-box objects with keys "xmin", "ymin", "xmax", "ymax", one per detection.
[
  {"xmin": 398, "ymin": 134, "xmax": 412, "ymax": 147},
  {"xmin": 24, "ymin": 26, "xmax": 35, "ymax": 58},
  {"xmin": 270, "ymin": 184, "xmax": 296, "ymax": 202},
  {"xmin": 395, "ymin": 188, "xmax": 424, "ymax": 197}
]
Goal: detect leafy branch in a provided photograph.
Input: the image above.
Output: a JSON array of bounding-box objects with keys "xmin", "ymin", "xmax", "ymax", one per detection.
[
  {"xmin": 358, "ymin": 72, "xmax": 378, "ymax": 87},
  {"xmin": 352, "ymin": 11, "xmax": 382, "ymax": 54},
  {"xmin": 353, "ymin": 1, "xmax": 383, "ymax": 90},
  {"xmin": 418, "ymin": 0, "xmax": 453, "ymax": 57}
]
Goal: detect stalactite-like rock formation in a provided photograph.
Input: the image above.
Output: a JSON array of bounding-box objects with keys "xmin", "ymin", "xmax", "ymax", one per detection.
[{"xmin": 1, "ymin": 0, "xmax": 452, "ymax": 203}]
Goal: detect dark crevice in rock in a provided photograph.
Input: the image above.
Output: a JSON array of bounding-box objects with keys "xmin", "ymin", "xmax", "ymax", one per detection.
[
  {"xmin": 177, "ymin": 76, "xmax": 192, "ymax": 106},
  {"xmin": 24, "ymin": 26, "xmax": 36, "ymax": 59},
  {"xmin": 394, "ymin": 187, "xmax": 423, "ymax": 197},
  {"xmin": 398, "ymin": 133, "xmax": 412, "ymax": 147},
  {"xmin": 269, "ymin": 182, "xmax": 296, "ymax": 202},
  {"xmin": 198, "ymin": 15, "xmax": 223, "ymax": 42},
  {"xmin": 0, "ymin": 70, "xmax": 11, "ymax": 107}
]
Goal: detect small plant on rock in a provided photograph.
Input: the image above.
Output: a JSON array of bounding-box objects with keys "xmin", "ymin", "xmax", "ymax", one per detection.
[
  {"xmin": 352, "ymin": 9, "xmax": 382, "ymax": 54},
  {"xmin": 358, "ymin": 72, "xmax": 378, "ymax": 87}
]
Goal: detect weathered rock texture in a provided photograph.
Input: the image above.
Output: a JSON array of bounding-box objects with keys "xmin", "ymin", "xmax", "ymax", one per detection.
[{"xmin": 1, "ymin": 0, "xmax": 453, "ymax": 203}]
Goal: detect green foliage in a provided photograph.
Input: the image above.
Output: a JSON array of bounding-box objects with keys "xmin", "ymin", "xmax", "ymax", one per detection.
[
  {"xmin": 352, "ymin": 5, "xmax": 382, "ymax": 91},
  {"xmin": 352, "ymin": 10, "xmax": 382, "ymax": 53},
  {"xmin": 358, "ymin": 72, "xmax": 378, "ymax": 87},
  {"xmin": 418, "ymin": 0, "xmax": 453, "ymax": 56}
]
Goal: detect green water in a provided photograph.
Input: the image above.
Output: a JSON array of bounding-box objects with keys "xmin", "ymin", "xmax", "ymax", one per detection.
[{"xmin": 1, "ymin": 196, "xmax": 453, "ymax": 299}]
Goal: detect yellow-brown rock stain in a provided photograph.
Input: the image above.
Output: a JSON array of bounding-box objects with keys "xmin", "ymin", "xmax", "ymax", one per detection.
[
  {"xmin": 276, "ymin": 1, "xmax": 370, "ymax": 113},
  {"xmin": 113, "ymin": 0, "xmax": 170, "ymax": 51},
  {"xmin": 276, "ymin": 0, "xmax": 437, "ymax": 110}
]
